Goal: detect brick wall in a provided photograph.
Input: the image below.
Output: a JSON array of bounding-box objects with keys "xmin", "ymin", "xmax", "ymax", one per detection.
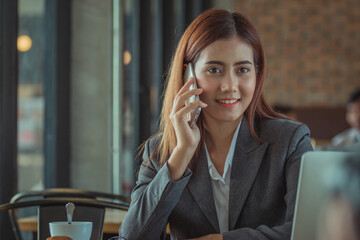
[{"xmin": 236, "ymin": 0, "xmax": 360, "ymax": 107}]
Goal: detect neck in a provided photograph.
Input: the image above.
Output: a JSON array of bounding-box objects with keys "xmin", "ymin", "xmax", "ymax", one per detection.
[{"xmin": 204, "ymin": 116, "xmax": 242, "ymax": 152}]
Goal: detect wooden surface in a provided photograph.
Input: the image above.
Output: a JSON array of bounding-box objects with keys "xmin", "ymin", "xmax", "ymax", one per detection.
[
  {"xmin": 18, "ymin": 209, "xmax": 127, "ymax": 234},
  {"xmin": 18, "ymin": 209, "xmax": 170, "ymax": 234}
]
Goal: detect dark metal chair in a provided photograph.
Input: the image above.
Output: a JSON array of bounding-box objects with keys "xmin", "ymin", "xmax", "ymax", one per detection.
[{"xmin": 0, "ymin": 188, "xmax": 130, "ymax": 240}]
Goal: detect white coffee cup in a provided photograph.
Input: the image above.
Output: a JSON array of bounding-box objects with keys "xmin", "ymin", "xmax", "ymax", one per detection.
[{"xmin": 49, "ymin": 221, "xmax": 93, "ymax": 240}]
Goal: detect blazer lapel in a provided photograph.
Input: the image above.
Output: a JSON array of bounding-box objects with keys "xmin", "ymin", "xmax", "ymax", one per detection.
[
  {"xmin": 228, "ymin": 118, "xmax": 268, "ymax": 230},
  {"xmin": 187, "ymin": 147, "xmax": 220, "ymax": 232}
]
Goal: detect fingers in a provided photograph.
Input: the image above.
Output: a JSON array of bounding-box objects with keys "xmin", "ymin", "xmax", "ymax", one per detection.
[
  {"xmin": 180, "ymin": 101, "xmax": 207, "ymax": 117},
  {"xmin": 174, "ymin": 77, "xmax": 199, "ymax": 104},
  {"xmin": 170, "ymin": 77, "xmax": 206, "ymax": 128},
  {"xmin": 179, "ymin": 77, "xmax": 196, "ymax": 95},
  {"xmin": 175, "ymin": 87, "xmax": 202, "ymax": 108},
  {"xmin": 170, "ymin": 100, "xmax": 207, "ymax": 125}
]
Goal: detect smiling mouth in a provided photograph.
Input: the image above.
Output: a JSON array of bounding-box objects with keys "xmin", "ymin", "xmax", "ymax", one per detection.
[{"xmin": 216, "ymin": 99, "xmax": 240, "ymax": 104}]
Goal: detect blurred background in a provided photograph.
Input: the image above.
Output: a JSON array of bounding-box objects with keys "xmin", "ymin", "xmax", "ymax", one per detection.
[{"xmin": 1, "ymin": 0, "xmax": 359, "ymax": 228}]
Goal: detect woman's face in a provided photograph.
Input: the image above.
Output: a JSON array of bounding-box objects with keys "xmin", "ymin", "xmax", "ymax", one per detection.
[{"xmin": 194, "ymin": 36, "xmax": 256, "ymax": 125}]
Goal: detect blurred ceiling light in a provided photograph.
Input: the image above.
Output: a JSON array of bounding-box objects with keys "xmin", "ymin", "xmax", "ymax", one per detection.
[
  {"xmin": 123, "ymin": 50, "xmax": 132, "ymax": 65},
  {"xmin": 17, "ymin": 35, "xmax": 32, "ymax": 52}
]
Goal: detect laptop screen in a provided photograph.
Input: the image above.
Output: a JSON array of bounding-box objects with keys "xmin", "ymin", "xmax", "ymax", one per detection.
[{"xmin": 291, "ymin": 151, "xmax": 360, "ymax": 240}]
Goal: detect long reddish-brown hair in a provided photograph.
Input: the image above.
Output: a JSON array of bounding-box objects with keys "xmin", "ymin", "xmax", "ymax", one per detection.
[{"xmin": 145, "ymin": 9, "xmax": 286, "ymax": 168}]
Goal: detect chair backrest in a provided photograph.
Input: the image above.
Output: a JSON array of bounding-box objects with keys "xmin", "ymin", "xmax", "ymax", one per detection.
[
  {"xmin": 38, "ymin": 203, "xmax": 105, "ymax": 240},
  {"xmin": 10, "ymin": 188, "xmax": 130, "ymax": 203},
  {"xmin": 1, "ymin": 188, "xmax": 130, "ymax": 240}
]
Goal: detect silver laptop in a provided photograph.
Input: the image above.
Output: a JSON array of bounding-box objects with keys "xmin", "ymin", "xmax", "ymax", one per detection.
[{"xmin": 291, "ymin": 151, "xmax": 360, "ymax": 240}]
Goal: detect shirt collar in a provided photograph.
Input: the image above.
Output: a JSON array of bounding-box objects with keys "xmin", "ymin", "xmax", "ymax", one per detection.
[
  {"xmin": 351, "ymin": 128, "xmax": 360, "ymax": 141},
  {"xmin": 205, "ymin": 122, "xmax": 242, "ymax": 183}
]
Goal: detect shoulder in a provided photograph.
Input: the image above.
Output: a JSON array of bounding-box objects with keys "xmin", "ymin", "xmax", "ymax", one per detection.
[
  {"xmin": 146, "ymin": 133, "xmax": 162, "ymax": 151},
  {"xmin": 257, "ymin": 118, "xmax": 310, "ymax": 142},
  {"xmin": 332, "ymin": 128, "xmax": 355, "ymax": 145},
  {"xmin": 140, "ymin": 133, "xmax": 162, "ymax": 159},
  {"xmin": 255, "ymin": 118, "xmax": 313, "ymax": 157},
  {"xmin": 139, "ymin": 133, "xmax": 162, "ymax": 167},
  {"xmin": 258, "ymin": 118, "xmax": 308, "ymax": 132},
  {"xmin": 333, "ymin": 128, "xmax": 354, "ymax": 138}
]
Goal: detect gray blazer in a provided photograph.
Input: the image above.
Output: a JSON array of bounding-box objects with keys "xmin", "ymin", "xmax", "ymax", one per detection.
[{"xmin": 119, "ymin": 118, "xmax": 313, "ymax": 240}]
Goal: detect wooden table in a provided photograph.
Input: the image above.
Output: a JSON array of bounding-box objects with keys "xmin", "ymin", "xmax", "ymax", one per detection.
[
  {"xmin": 18, "ymin": 209, "xmax": 170, "ymax": 234},
  {"xmin": 18, "ymin": 209, "xmax": 127, "ymax": 234}
]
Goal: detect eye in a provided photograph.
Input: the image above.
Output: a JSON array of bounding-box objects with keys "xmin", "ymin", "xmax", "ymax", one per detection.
[
  {"xmin": 237, "ymin": 67, "xmax": 250, "ymax": 73},
  {"xmin": 207, "ymin": 67, "xmax": 221, "ymax": 74}
]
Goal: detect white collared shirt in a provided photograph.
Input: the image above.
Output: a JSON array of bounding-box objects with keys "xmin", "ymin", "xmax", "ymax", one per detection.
[
  {"xmin": 332, "ymin": 128, "xmax": 360, "ymax": 146},
  {"xmin": 205, "ymin": 122, "xmax": 241, "ymax": 233}
]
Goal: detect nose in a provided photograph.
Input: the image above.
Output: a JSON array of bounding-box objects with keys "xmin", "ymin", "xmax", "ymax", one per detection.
[{"xmin": 220, "ymin": 72, "xmax": 237, "ymax": 93}]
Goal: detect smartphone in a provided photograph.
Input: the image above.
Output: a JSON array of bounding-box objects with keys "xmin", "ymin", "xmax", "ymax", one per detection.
[{"xmin": 184, "ymin": 63, "xmax": 201, "ymax": 128}]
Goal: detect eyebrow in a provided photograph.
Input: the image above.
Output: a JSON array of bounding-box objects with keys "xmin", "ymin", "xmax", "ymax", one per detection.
[{"xmin": 204, "ymin": 60, "xmax": 253, "ymax": 66}]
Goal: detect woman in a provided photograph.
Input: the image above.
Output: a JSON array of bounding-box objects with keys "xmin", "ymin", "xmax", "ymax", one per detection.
[{"xmin": 119, "ymin": 9, "xmax": 313, "ymax": 240}]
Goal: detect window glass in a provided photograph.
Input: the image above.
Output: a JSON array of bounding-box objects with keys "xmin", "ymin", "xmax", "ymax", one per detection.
[
  {"xmin": 120, "ymin": 0, "xmax": 138, "ymax": 196},
  {"xmin": 18, "ymin": 0, "xmax": 45, "ymax": 192},
  {"xmin": 112, "ymin": 0, "xmax": 137, "ymax": 196}
]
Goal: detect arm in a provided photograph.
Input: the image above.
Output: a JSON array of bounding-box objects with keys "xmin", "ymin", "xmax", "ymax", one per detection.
[
  {"xmin": 119, "ymin": 141, "xmax": 192, "ymax": 240},
  {"xmin": 119, "ymin": 78, "xmax": 207, "ymax": 240}
]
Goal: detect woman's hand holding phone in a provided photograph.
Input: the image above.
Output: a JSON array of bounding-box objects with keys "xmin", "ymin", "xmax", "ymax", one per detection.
[
  {"xmin": 167, "ymin": 77, "xmax": 207, "ymax": 181},
  {"xmin": 184, "ymin": 63, "xmax": 202, "ymax": 128},
  {"xmin": 170, "ymin": 77, "xmax": 206, "ymax": 150}
]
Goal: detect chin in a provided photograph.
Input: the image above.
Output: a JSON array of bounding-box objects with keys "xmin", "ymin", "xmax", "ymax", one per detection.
[
  {"xmin": 206, "ymin": 113, "xmax": 243, "ymax": 123},
  {"xmin": 221, "ymin": 114, "xmax": 242, "ymax": 120}
]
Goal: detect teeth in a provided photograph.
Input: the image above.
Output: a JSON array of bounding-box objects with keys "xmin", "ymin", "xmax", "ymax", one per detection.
[{"xmin": 217, "ymin": 99, "xmax": 238, "ymax": 104}]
